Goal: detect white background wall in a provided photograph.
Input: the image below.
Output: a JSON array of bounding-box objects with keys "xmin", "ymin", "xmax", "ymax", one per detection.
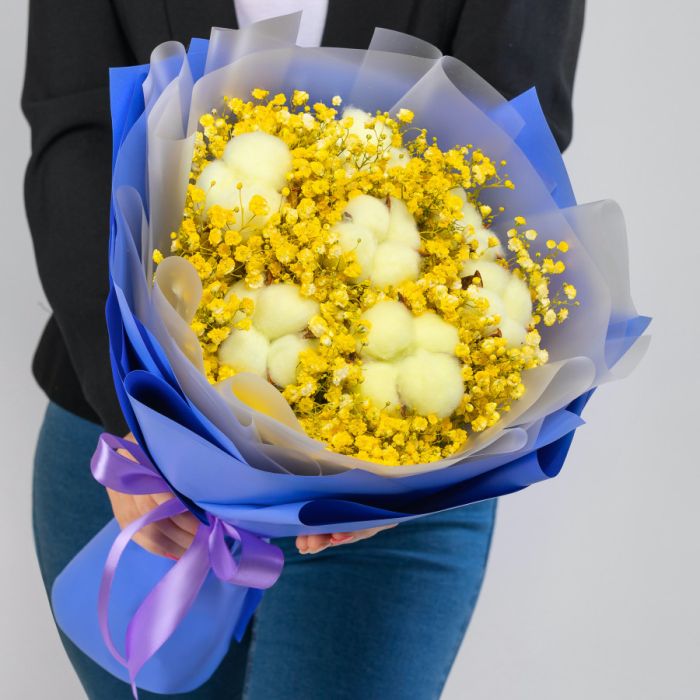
[{"xmin": 1, "ymin": 2, "xmax": 698, "ymax": 698}]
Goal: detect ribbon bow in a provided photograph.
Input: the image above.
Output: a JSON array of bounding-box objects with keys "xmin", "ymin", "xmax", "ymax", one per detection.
[{"xmin": 91, "ymin": 433, "xmax": 284, "ymax": 697}]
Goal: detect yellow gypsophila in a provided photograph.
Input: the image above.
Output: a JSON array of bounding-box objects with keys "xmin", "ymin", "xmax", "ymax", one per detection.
[{"xmin": 153, "ymin": 89, "xmax": 576, "ymax": 465}]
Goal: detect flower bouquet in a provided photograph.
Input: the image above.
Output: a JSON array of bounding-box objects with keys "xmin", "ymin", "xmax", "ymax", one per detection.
[{"xmin": 51, "ymin": 14, "xmax": 649, "ymax": 696}]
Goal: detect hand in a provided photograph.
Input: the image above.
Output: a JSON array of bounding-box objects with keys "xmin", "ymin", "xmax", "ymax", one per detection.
[
  {"xmin": 106, "ymin": 434, "xmax": 200, "ymax": 560},
  {"xmin": 296, "ymin": 524, "xmax": 396, "ymax": 555}
]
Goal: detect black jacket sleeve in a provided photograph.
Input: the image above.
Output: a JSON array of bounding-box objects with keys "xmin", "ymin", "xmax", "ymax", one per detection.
[
  {"xmin": 22, "ymin": 0, "xmax": 134, "ymax": 434},
  {"xmin": 450, "ymin": 0, "xmax": 585, "ymax": 151}
]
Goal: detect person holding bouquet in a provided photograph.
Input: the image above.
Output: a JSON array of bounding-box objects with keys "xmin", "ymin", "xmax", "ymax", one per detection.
[{"xmin": 24, "ymin": 1, "xmax": 584, "ymax": 697}]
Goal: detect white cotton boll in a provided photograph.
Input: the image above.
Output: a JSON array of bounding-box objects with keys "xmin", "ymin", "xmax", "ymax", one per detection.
[
  {"xmin": 459, "ymin": 201, "xmax": 483, "ymax": 231},
  {"xmin": 344, "ymin": 107, "xmax": 373, "ymax": 134},
  {"xmin": 503, "ymin": 276, "xmax": 533, "ymax": 325},
  {"xmin": 498, "ymin": 318, "xmax": 528, "ymax": 348},
  {"xmin": 475, "ymin": 288, "xmax": 506, "ymax": 322},
  {"xmin": 461, "ymin": 260, "xmax": 511, "ymax": 294},
  {"xmin": 334, "ymin": 221, "xmax": 377, "ymax": 280},
  {"xmin": 197, "ymin": 161, "xmax": 238, "ymax": 211},
  {"xmin": 362, "ymin": 300, "xmax": 414, "ymax": 360},
  {"xmin": 218, "ymin": 327, "xmax": 270, "ymax": 377},
  {"xmin": 236, "ymin": 181, "xmax": 282, "ymax": 233},
  {"xmin": 344, "ymin": 195, "xmax": 390, "ymax": 240},
  {"xmin": 413, "ymin": 312, "xmax": 459, "ymax": 354},
  {"xmin": 223, "ymin": 132, "xmax": 292, "ymax": 190},
  {"xmin": 359, "ymin": 361, "xmax": 400, "ymax": 409},
  {"xmin": 225, "ymin": 280, "xmax": 260, "ymax": 305},
  {"xmin": 225, "ymin": 280, "xmax": 260, "ymax": 324},
  {"xmin": 464, "ymin": 226, "xmax": 503, "ymax": 261},
  {"xmin": 386, "ymin": 197, "xmax": 420, "ymax": 248},
  {"xmin": 449, "ymin": 187, "xmax": 468, "ymax": 206},
  {"xmin": 386, "ymin": 146, "xmax": 410, "ymax": 169},
  {"xmin": 267, "ymin": 334, "xmax": 312, "ymax": 388},
  {"xmin": 253, "ymin": 283, "xmax": 319, "ymax": 340},
  {"xmin": 397, "ymin": 349, "xmax": 464, "ymax": 418},
  {"xmin": 371, "ymin": 242, "xmax": 421, "ymax": 288}
]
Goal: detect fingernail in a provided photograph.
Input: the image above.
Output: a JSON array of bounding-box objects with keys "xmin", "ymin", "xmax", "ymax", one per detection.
[
  {"xmin": 331, "ymin": 534, "xmax": 353, "ymax": 544},
  {"xmin": 165, "ymin": 553, "xmax": 179, "ymax": 561}
]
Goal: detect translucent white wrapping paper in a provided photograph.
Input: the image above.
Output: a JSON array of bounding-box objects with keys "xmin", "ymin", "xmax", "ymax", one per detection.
[{"xmin": 113, "ymin": 13, "xmax": 649, "ymax": 477}]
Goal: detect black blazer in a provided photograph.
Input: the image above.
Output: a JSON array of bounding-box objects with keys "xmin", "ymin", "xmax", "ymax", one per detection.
[{"xmin": 22, "ymin": 0, "xmax": 585, "ymax": 434}]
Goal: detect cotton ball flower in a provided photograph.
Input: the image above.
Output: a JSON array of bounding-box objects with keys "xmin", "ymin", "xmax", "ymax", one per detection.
[
  {"xmin": 253, "ymin": 283, "xmax": 320, "ymax": 340},
  {"xmin": 267, "ymin": 334, "xmax": 313, "ymax": 388},
  {"xmin": 458, "ymin": 199, "xmax": 483, "ymax": 230},
  {"xmin": 397, "ymin": 349, "xmax": 464, "ymax": 418},
  {"xmin": 196, "ymin": 161, "xmax": 238, "ymax": 211},
  {"xmin": 385, "ymin": 146, "xmax": 410, "ymax": 169},
  {"xmin": 498, "ymin": 318, "xmax": 528, "ymax": 348},
  {"xmin": 502, "ymin": 276, "xmax": 533, "ymax": 326},
  {"xmin": 362, "ymin": 300, "xmax": 414, "ymax": 360},
  {"xmin": 226, "ymin": 280, "xmax": 260, "ymax": 305},
  {"xmin": 359, "ymin": 361, "xmax": 401, "ymax": 409},
  {"xmin": 343, "ymin": 107, "xmax": 392, "ymax": 149},
  {"xmin": 413, "ymin": 312, "xmax": 459, "ymax": 354},
  {"xmin": 371, "ymin": 242, "xmax": 421, "ymax": 288},
  {"xmin": 218, "ymin": 327, "xmax": 269, "ymax": 377},
  {"xmin": 223, "ymin": 132, "xmax": 292, "ymax": 190},
  {"xmin": 334, "ymin": 221, "xmax": 377, "ymax": 281},
  {"xmin": 386, "ymin": 197, "xmax": 420, "ymax": 248},
  {"xmin": 235, "ymin": 182, "xmax": 282, "ymax": 233},
  {"xmin": 457, "ymin": 198, "xmax": 503, "ymax": 260},
  {"xmin": 461, "ymin": 260, "xmax": 511, "ymax": 294},
  {"xmin": 344, "ymin": 195, "xmax": 390, "ymax": 241},
  {"xmin": 474, "ymin": 287, "xmax": 506, "ymax": 324}
]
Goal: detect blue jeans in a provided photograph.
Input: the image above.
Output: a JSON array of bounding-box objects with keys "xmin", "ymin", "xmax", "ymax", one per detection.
[{"xmin": 33, "ymin": 402, "xmax": 496, "ymax": 699}]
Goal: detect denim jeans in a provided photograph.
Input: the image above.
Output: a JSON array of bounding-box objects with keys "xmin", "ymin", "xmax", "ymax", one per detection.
[{"xmin": 33, "ymin": 402, "xmax": 496, "ymax": 699}]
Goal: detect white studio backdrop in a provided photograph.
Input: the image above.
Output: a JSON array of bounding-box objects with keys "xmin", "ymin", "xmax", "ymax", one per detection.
[{"xmin": 0, "ymin": 1, "xmax": 697, "ymax": 698}]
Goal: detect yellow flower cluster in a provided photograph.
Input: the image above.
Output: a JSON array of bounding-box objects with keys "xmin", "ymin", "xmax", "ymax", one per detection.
[{"xmin": 154, "ymin": 89, "xmax": 576, "ymax": 465}]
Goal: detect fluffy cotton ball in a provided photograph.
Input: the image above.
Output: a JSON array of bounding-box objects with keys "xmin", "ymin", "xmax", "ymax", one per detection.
[
  {"xmin": 218, "ymin": 327, "xmax": 270, "ymax": 377},
  {"xmin": 371, "ymin": 242, "xmax": 421, "ymax": 288},
  {"xmin": 253, "ymin": 283, "xmax": 319, "ymax": 340},
  {"xmin": 397, "ymin": 349, "xmax": 464, "ymax": 418},
  {"xmin": 267, "ymin": 334, "xmax": 312, "ymax": 387},
  {"xmin": 503, "ymin": 276, "xmax": 533, "ymax": 325},
  {"xmin": 449, "ymin": 187, "xmax": 468, "ymax": 206},
  {"xmin": 344, "ymin": 195, "xmax": 390, "ymax": 240},
  {"xmin": 334, "ymin": 221, "xmax": 377, "ymax": 280},
  {"xmin": 196, "ymin": 161, "xmax": 238, "ymax": 211},
  {"xmin": 386, "ymin": 147, "xmax": 410, "ymax": 169},
  {"xmin": 224, "ymin": 280, "xmax": 261, "ymax": 323},
  {"xmin": 498, "ymin": 318, "xmax": 528, "ymax": 348},
  {"xmin": 226, "ymin": 280, "xmax": 260, "ymax": 305},
  {"xmin": 475, "ymin": 287, "xmax": 506, "ymax": 323},
  {"xmin": 362, "ymin": 300, "xmax": 414, "ymax": 360},
  {"xmin": 223, "ymin": 132, "xmax": 292, "ymax": 190},
  {"xmin": 413, "ymin": 312, "xmax": 459, "ymax": 354},
  {"xmin": 343, "ymin": 107, "xmax": 392, "ymax": 148},
  {"xmin": 386, "ymin": 197, "xmax": 420, "ymax": 248},
  {"xmin": 359, "ymin": 361, "xmax": 400, "ymax": 409},
  {"xmin": 461, "ymin": 260, "xmax": 511, "ymax": 294},
  {"xmin": 466, "ymin": 226, "xmax": 504, "ymax": 261},
  {"xmin": 459, "ymin": 200, "xmax": 483, "ymax": 230}
]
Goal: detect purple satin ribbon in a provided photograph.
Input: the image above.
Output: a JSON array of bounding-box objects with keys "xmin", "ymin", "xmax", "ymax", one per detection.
[{"xmin": 91, "ymin": 433, "xmax": 284, "ymax": 698}]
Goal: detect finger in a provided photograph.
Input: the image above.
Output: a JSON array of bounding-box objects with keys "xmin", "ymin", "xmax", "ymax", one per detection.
[
  {"xmin": 132, "ymin": 525, "xmax": 187, "ymax": 559},
  {"xmin": 132, "ymin": 495, "xmax": 192, "ymax": 557},
  {"xmin": 151, "ymin": 517, "xmax": 196, "ymax": 551},
  {"xmin": 305, "ymin": 533, "xmax": 332, "ymax": 554},
  {"xmin": 330, "ymin": 523, "xmax": 397, "ymax": 546},
  {"xmin": 151, "ymin": 492, "xmax": 200, "ymax": 535}
]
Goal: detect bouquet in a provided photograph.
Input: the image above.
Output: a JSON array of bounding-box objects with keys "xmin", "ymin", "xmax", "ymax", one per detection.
[{"xmin": 52, "ymin": 14, "xmax": 649, "ymax": 696}]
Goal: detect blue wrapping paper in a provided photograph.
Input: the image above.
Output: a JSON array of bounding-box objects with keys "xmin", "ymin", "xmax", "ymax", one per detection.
[{"xmin": 52, "ymin": 17, "xmax": 649, "ymax": 694}]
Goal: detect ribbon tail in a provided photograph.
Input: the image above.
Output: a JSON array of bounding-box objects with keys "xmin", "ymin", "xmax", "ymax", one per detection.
[{"xmin": 98, "ymin": 498, "xmax": 192, "ymax": 695}]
